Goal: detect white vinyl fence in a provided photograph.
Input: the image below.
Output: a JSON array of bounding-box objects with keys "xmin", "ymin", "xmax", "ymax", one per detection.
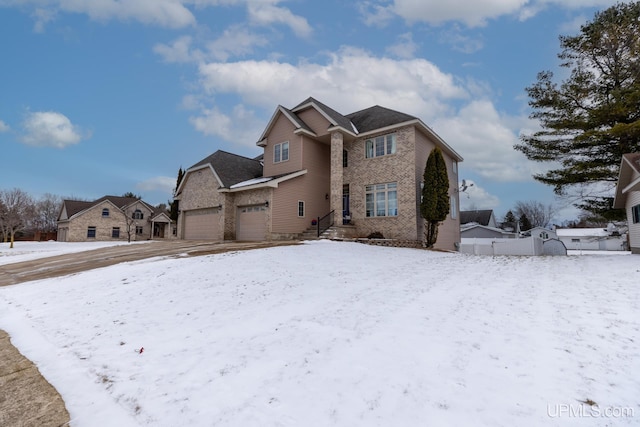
[{"xmin": 460, "ymin": 237, "xmax": 545, "ymax": 256}]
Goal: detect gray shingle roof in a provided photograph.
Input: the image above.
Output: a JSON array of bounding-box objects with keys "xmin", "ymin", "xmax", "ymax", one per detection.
[
  {"xmin": 189, "ymin": 150, "xmax": 263, "ymax": 188},
  {"xmin": 460, "ymin": 210, "xmax": 494, "ymax": 226},
  {"xmin": 293, "ymin": 97, "xmax": 355, "ymax": 132},
  {"xmin": 346, "ymin": 105, "xmax": 417, "ymax": 133}
]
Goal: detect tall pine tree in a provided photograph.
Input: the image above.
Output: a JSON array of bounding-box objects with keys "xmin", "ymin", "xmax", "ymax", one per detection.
[
  {"xmin": 421, "ymin": 147, "xmax": 450, "ymax": 248},
  {"xmin": 515, "ymin": 2, "xmax": 640, "ymax": 219}
]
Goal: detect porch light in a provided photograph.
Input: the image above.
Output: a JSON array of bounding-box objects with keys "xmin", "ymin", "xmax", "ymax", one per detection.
[{"xmin": 265, "ymin": 200, "xmax": 269, "ymax": 208}]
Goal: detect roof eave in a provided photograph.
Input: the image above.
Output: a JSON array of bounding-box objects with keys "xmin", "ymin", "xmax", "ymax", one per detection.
[{"xmin": 224, "ymin": 170, "xmax": 308, "ymax": 193}]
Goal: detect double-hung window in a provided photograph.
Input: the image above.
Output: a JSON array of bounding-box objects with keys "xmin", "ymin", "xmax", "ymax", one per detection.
[
  {"xmin": 365, "ymin": 134, "xmax": 396, "ymax": 158},
  {"xmin": 632, "ymin": 204, "xmax": 640, "ymax": 223},
  {"xmin": 87, "ymin": 226, "xmax": 96, "ymax": 238},
  {"xmin": 132, "ymin": 209, "xmax": 144, "ymax": 220},
  {"xmin": 365, "ymin": 183, "xmax": 397, "ymax": 217},
  {"xmin": 274, "ymin": 141, "xmax": 289, "ymax": 163},
  {"xmin": 112, "ymin": 227, "xmax": 120, "ymax": 238},
  {"xmin": 102, "ymin": 208, "xmax": 109, "ymax": 217}
]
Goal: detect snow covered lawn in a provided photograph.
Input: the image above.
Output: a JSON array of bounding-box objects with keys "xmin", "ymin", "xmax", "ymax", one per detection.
[{"xmin": 0, "ymin": 241, "xmax": 638, "ymax": 426}]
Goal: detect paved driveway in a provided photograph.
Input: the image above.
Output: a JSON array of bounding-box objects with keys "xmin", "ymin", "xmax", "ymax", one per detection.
[{"xmin": 0, "ymin": 240, "xmax": 300, "ymax": 287}]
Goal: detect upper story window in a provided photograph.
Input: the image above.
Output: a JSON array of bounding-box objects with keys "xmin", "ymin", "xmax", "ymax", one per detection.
[
  {"xmin": 452, "ymin": 160, "xmax": 458, "ymax": 175},
  {"xmin": 343, "ymin": 149, "xmax": 348, "ymax": 167},
  {"xmin": 274, "ymin": 141, "xmax": 289, "ymax": 163},
  {"xmin": 132, "ymin": 209, "xmax": 144, "ymax": 220},
  {"xmin": 365, "ymin": 134, "xmax": 396, "ymax": 159},
  {"xmin": 102, "ymin": 208, "xmax": 110, "ymax": 217}
]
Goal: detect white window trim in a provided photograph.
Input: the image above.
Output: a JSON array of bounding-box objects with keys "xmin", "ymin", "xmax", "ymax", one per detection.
[
  {"xmin": 365, "ymin": 133, "xmax": 396, "ymax": 159},
  {"xmin": 365, "ymin": 182, "xmax": 398, "ymax": 218},
  {"xmin": 274, "ymin": 141, "xmax": 290, "ymax": 163}
]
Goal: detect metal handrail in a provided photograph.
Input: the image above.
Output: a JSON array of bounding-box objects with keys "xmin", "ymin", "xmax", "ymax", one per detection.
[{"xmin": 317, "ymin": 210, "xmax": 335, "ymax": 237}]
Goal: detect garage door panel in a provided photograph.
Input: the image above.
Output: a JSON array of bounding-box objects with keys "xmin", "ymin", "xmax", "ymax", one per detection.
[
  {"xmin": 237, "ymin": 205, "xmax": 267, "ymax": 241},
  {"xmin": 184, "ymin": 208, "xmax": 220, "ymax": 240}
]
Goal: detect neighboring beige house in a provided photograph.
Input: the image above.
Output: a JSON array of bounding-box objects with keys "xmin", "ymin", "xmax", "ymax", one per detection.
[
  {"xmin": 175, "ymin": 97, "xmax": 464, "ymax": 250},
  {"xmin": 614, "ymin": 153, "xmax": 640, "ymax": 253},
  {"xmin": 57, "ymin": 196, "xmax": 175, "ymax": 242}
]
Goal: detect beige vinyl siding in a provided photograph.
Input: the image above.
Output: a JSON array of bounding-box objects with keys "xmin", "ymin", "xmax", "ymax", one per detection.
[
  {"xmin": 628, "ymin": 191, "xmax": 640, "ymax": 253},
  {"xmin": 262, "ymin": 115, "xmax": 303, "ymax": 177},
  {"xmin": 415, "ymin": 129, "xmax": 460, "ymax": 251},
  {"xmin": 297, "ymin": 108, "xmax": 332, "ymax": 137},
  {"xmin": 272, "ymin": 177, "xmax": 309, "ymax": 234}
]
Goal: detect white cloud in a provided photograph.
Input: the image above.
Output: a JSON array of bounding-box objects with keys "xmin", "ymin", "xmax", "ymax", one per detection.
[
  {"xmin": 136, "ymin": 176, "xmax": 175, "ymax": 193},
  {"xmin": 154, "ymin": 35, "xmax": 201, "ymax": 63},
  {"xmin": 206, "ymin": 25, "xmax": 270, "ymax": 61},
  {"xmin": 360, "ymin": 0, "xmax": 632, "ymax": 27},
  {"xmin": 386, "ymin": 32, "xmax": 419, "ymax": 59},
  {"xmin": 20, "ymin": 111, "xmax": 87, "ymax": 148},
  {"xmin": 391, "ymin": 0, "xmax": 528, "ymax": 27},
  {"xmin": 247, "ymin": 2, "xmax": 312, "ymax": 38},
  {"xmin": 189, "ymin": 104, "xmax": 264, "ymax": 149},
  {"xmin": 0, "ymin": 119, "xmax": 9, "ymax": 132},
  {"xmin": 459, "ymin": 180, "xmax": 501, "ymax": 210},
  {"xmin": 196, "ymin": 47, "xmax": 467, "ymax": 118},
  {"xmin": 432, "ymin": 100, "xmax": 534, "ymax": 182}
]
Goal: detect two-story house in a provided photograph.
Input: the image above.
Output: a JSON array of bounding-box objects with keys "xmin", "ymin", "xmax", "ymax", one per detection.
[{"xmin": 175, "ymin": 97, "xmax": 463, "ymax": 250}]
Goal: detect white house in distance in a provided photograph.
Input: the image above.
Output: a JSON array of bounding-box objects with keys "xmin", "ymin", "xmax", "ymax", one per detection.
[{"xmin": 555, "ymin": 226, "xmax": 627, "ymax": 251}]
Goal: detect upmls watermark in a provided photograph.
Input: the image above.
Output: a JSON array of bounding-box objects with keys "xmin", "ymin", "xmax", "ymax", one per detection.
[{"xmin": 547, "ymin": 403, "xmax": 635, "ymax": 419}]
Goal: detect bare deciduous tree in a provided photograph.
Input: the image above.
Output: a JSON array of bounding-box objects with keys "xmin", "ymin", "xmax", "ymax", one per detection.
[
  {"xmin": 0, "ymin": 188, "xmax": 35, "ymax": 248},
  {"xmin": 513, "ymin": 200, "xmax": 556, "ymax": 229},
  {"xmin": 34, "ymin": 193, "xmax": 62, "ymax": 234}
]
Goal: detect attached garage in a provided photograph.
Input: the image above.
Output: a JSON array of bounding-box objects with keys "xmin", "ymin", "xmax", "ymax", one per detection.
[
  {"xmin": 237, "ymin": 205, "xmax": 267, "ymax": 241},
  {"xmin": 183, "ymin": 208, "xmax": 221, "ymax": 240}
]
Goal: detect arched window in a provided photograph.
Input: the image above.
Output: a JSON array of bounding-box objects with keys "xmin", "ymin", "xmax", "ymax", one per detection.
[
  {"xmin": 132, "ymin": 209, "xmax": 144, "ymax": 220},
  {"xmin": 102, "ymin": 208, "xmax": 110, "ymax": 217}
]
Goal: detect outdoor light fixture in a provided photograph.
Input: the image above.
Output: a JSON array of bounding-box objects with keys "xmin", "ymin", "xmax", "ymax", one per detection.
[
  {"xmin": 325, "ymin": 193, "xmax": 329, "ymax": 200},
  {"xmin": 217, "ymin": 204, "xmax": 222, "ymax": 209},
  {"xmin": 265, "ymin": 200, "xmax": 269, "ymax": 207}
]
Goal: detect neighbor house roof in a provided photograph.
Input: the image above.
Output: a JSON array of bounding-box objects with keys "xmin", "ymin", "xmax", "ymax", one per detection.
[
  {"xmin": 613, "ymin": 153, "xmax": 640, "ymax": 208},
  {"xmin": 58, "ymin": 196, "xmax": 161, "ymax": 222},
  {"xmin": 187, "ymin": 150, "xmax": 263, "ymax": 189},
  {"xmin": 460, "ymin": 210, "xmax": 494, "ymax": 226}
]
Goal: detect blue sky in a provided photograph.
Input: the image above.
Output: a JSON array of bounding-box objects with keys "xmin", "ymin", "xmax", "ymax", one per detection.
[{"xmin": 0, "ymin": 0, "xmax": 625, "ymax": 223}]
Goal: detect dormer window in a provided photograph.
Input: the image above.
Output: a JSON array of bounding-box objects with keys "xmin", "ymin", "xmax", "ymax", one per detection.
[
  {"xmin": 132, "ymin": 209, "xmax": 144, "ymax": 220},
  {"xmin": 274, "ymin": 141, "xmax": 289, "ymax": 163},
  {"xmin": 102, "ymin": 208, "xmax": 110, "ymax": 217}
]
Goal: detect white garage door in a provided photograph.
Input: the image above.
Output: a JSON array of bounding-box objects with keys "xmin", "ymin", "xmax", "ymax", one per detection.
[
  {"xmin": 183, "ymin": 208, "xmax": 220, "ymax": 240},
  {"xmin": 237, "ymin": 205, "xmax": 267, "ymax": 241}
]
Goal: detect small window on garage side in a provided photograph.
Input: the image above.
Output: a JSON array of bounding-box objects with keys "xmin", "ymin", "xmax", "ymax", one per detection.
[
  {"xmin": 298, "ymin": 201, "xmax": 305, "ymax": 217},
  {"xmin": 102, "ymin": 208, "xmax": 110, "ymax": 217},
  {"xmin": 112, "ymin": 227, "xmax": 120, "ymax": 238},
  {"xmin": 87, "ymin": 226, "xmax": 96, "ymax": 238}
]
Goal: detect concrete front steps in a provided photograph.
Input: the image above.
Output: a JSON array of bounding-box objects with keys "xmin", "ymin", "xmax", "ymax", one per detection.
[{"xmin": 301, "ymin": 224, "xmax": 358, "ymax": 240}]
